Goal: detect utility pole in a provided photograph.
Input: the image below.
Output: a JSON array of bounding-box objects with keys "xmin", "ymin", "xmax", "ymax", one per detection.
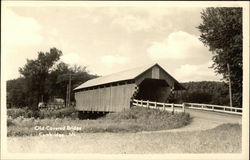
[
  {"xmin": 66, "ymin": 84, "xmax": 69, "ymax": 107},
  {"xmin": 68, "ymin": 73, "xmax": 71, "ymax": 107},
  {"xmin": 65, "ymin": 73, "xmax": 72, "ymax": 108},
  {"xmin": 227, "ymin": 63, "xmax": 233, "ymax": 107}
]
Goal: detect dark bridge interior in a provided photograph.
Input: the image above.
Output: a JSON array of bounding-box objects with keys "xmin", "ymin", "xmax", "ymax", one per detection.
[{"xmin": 135, "ymin": 78, "xmax": 170, "ymax": 102}]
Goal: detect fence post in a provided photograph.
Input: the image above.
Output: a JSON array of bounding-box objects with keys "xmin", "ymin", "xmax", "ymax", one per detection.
[
  {"xmin": 154, "ymin": 102, "xmax": 157, "ymax": 109},
  {"xmin": 141, "ymin": 100, "xmax": 143, "ymax": 107},
  {"xmin": 163, "ymin": 103, "xmax": 165, "ymax": 111},
  {"xmin": 182, "ymin": 103, "xmax": 185, "ymax": 112},
  {"xmin": 171, "ymin": 103, "xmax": 174, "ymax": 114},
  {"xmin": 136, "ymin": 100, "xmax": 138, "ymax": 106},
  {"xmin": 147, "ymin": 100, "xmax": 149, "ymax": 108}
]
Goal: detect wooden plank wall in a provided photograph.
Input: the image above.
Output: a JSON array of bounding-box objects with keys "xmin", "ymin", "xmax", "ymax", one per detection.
[
  {"xmin": 135, "ymin": 65, "xmax": 176, "ymax": 88},
  {"xmin": 159, "ymin": 69, "xmax": 175, "ymax": 87},
  {"xmin": 75, "ymin": 83, "xmax": 136, "ymax": 112},
  {"xmin": 152, "ymin": 65, "xmax": 160, "ymax": 79}
]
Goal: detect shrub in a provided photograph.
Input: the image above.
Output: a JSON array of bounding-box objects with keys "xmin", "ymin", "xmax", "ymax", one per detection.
[
  {"xmin": 7, "ymin": 117, "xmax": 15, "ymax": 126},
  {"xmin": 7, "ymin": 108, "xmax": 27, "ymax": 118},
  {"xmin": 39, "ymin": 107, "xmax": 77, "ymax": 119}
]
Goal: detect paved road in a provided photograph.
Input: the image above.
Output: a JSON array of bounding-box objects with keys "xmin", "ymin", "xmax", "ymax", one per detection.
[
  {"xmin": 7, "ymin": 109, "xmax": 242, "ymax": 153},
  {"xmin": 141, "ymin": 108, "xmax": 241, "ymax": 134}
]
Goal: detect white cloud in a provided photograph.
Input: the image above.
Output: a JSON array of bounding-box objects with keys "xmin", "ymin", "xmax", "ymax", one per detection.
[
  {"xmin": 61, "ymin": 53, "xmax": 85, "ymax": 65},
  {"xmin": 3, "ymin": 8, "xmax": 43, "ymax": 46},
  {"xmin": 174, "ymin": 61, "xmax": 222, "ymax": 82},
  {"xmin": 112, "ymin": 15, "xmax": 153, "ymax": 33},
  {"xmin": 109, "ymin": 8, "xmax": 177, "ymax": 33},
  {"xmin": 147, "ymin": 31, "xmax": 208, "ymax": 60},
  {"xmin": 100, "ymin": 55, "xmax": 130, "ymax": 66}
]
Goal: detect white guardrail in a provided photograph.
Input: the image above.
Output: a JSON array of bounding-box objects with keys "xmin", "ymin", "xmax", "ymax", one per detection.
[
  {"xmin": 184, "ymin": 102, "xmax": 242, "ymax": 115},
  {"xmin": 132, "ymin": 99, "xmax": 242, "ymax": 115},
  {"xmin": 132, "ymin": 99, "xmax": 185, "ymax": 113}
]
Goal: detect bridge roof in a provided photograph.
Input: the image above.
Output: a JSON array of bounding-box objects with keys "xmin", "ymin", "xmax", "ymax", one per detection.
[{"xmin": 74, "ymin": 63, "xmax": 184, "ymax": 90}]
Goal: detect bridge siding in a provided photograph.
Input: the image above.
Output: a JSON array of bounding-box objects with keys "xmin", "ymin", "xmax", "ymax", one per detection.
[
  {"xmin": 75, "ymin": 64, "xmax": 182, "ymax": 112},
  {"xmin": 75, "ymin": 83, "xmax": 136, "ymax": 112}
]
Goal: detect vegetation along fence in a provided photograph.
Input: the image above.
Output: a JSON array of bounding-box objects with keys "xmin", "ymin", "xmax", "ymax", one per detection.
[
  {"xmin": 39, "ymin": 103, "xmax": 66, "ymax": 111},
  {"xmin": 132, "ymin": 99, "xmax": 242, "ymax": 115}
]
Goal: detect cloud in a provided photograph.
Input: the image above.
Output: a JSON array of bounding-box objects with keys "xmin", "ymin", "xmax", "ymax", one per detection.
[
  {"xmin": 174, "ymin": 61, "xmax": 222, "ymax": 82},
  {"xmin": 100, "ymin": 55, "xmax": 130, "ymax": 66},
  {"xmin": 112, "ymin": 15, "xmax": 153, "ymax": 33},
  {"xmin": 109, "ymin": 8, "xmax": 178, "ymax": 33},
  {"xmin": 61, "ymin": 53, "xmax": 85, "ymax": 65},
  {"xmin": 3, "ymin": 8, "xmax": 43, "ymax": 46},
  {"xmin": 147, "ymin": 31, "xmax": 208, "ymax": 60}
]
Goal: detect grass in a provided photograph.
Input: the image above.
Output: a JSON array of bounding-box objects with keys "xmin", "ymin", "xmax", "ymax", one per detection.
[
  {"xmin": 7, "ymin": 107, "xmax": 77, "ymax": 119},
  {"xmin": 7, "ymin": 107, "xmax": 191, "ymax": 136},
  {"xmin": 7, "ymin": 108, "xmax": 28, "ymax": 119},
  {"xmin": 39, "ymin": 107, "xmax": 77, "ymax": 119},
  {"xmin": 7, "ymin": 123, "xmax": 242, "ymax": 153},
  {"xmin": 186, "ymin": 123, "xmax": 242, "ymax": 153}
]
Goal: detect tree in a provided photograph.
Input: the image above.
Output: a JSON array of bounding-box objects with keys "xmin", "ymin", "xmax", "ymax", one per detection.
[
  {"xmin": 197, "ymin": 7, "xmax": 242, "ymax": 107},
  {"xmin": 8, "ymin": 47, "xmax": 98, "ymax": 110},
  {"xmin": 7, "ymin": 78, "xmax": 28, "ymax": 108},
  {"xmin": 50, "ymin": 63, "xmax": 98, "ymax": 103},
  {"xmin": 179, "ymin": 81, "xmax": 229, "ymax": 105},
  {"xmin": 19, "ymin": 48, "xmax": 62, "ymax": 109}
]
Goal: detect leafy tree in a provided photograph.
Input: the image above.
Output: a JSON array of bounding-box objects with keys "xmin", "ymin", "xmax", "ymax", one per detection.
[
  {"xmin": 179, "ymin": 81, "xmax": 230, "ymax": 105},
  {"xmin": 197, "ymin": 7, "xmax": 242, "ymax": 107},
  {"xmin": 7, "ymin": 78, "xmax": 28, "ymax": 108},
  {"xmin": 51, "ymin": 63, "xmax": 98, "ymax": 102},
  {"xmin": 19, "ymin": 48, "xmax": 62, "ymax": 109},
  {"xmin": 8, "ymin": 48, "xmax": 98, "ymax": 110}
]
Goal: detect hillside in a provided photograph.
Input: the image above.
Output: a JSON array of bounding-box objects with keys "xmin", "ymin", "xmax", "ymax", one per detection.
[{"xmin": 178, "ymin": 81, "xmax": 230, "ymax": 106}]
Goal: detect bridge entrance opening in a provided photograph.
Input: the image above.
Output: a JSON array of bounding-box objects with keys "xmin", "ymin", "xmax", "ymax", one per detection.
[{"xmin": 135, "ymin": 78, "xmax": 170, "ymax": 103}]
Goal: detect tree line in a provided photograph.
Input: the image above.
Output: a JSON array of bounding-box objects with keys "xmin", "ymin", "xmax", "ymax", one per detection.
[
  {"xmin": 7, "ymin": 48, "xmax": 98, "ymax": 110},
  {"xmin": 178, "ymin": 81, "xmax": 230, "ymax": 106}
]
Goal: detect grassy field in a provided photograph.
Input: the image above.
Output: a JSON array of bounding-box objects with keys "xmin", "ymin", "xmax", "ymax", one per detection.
[
  {"xmin": 7, "ymin": 107, "xmax": 191, "ymax": 136},
  {"xmin": 7, "ymin": 123, "xmax": 242, "ymax": 153}
]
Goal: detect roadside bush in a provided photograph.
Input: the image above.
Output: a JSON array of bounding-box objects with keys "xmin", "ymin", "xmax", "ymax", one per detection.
[
  {"xmin": 7, "ymin": 108, "xmax": 27, "ymax": 119},
  {"xmin": 7, "ymin": 117, "xmax": 15, "ymax": 126},
  {"xmin": 102, "ymin": 107, "xmax": 191, "ymax": 130},
  {"xmin": 39, "ymin": 107, "xmax": 77, "ymax": 119},
  {"xmin": 7, "ymin": 107, "xmax": 77, "ymax": 119}
]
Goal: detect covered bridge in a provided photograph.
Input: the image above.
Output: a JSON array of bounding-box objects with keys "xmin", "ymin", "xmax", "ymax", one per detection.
[{"xmin": 74, "ymin": 63, "xmax": 185, "ymax": 114}]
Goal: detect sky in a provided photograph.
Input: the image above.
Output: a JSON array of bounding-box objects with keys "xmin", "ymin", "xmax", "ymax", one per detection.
[{"xmin": 2, "ymin": 4, "xmax": 223, "ymax": 82}]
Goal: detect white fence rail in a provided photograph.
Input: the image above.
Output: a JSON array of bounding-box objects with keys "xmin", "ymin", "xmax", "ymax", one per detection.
[
  {"xmin": 184, "ymin": 102, "xmax": 242, "ymax": 115},
  {"xmin": 132, "ymin": 99, "xmax": 242, "ymax": 115},
  {"xmin": 132, "ymin": 99, "xmax": 185, "ymax": 113}
]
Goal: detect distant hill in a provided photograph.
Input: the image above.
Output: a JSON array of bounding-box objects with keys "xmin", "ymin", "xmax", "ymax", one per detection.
[{"xmin": 178, "ymin": 81, "xmax": 230, "ymax": 106}]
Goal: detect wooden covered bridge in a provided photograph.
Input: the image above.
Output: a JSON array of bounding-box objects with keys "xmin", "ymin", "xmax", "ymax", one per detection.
[{"xmin": 74, "ymin": 63, "xmax": 185, "ymax": 117}]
